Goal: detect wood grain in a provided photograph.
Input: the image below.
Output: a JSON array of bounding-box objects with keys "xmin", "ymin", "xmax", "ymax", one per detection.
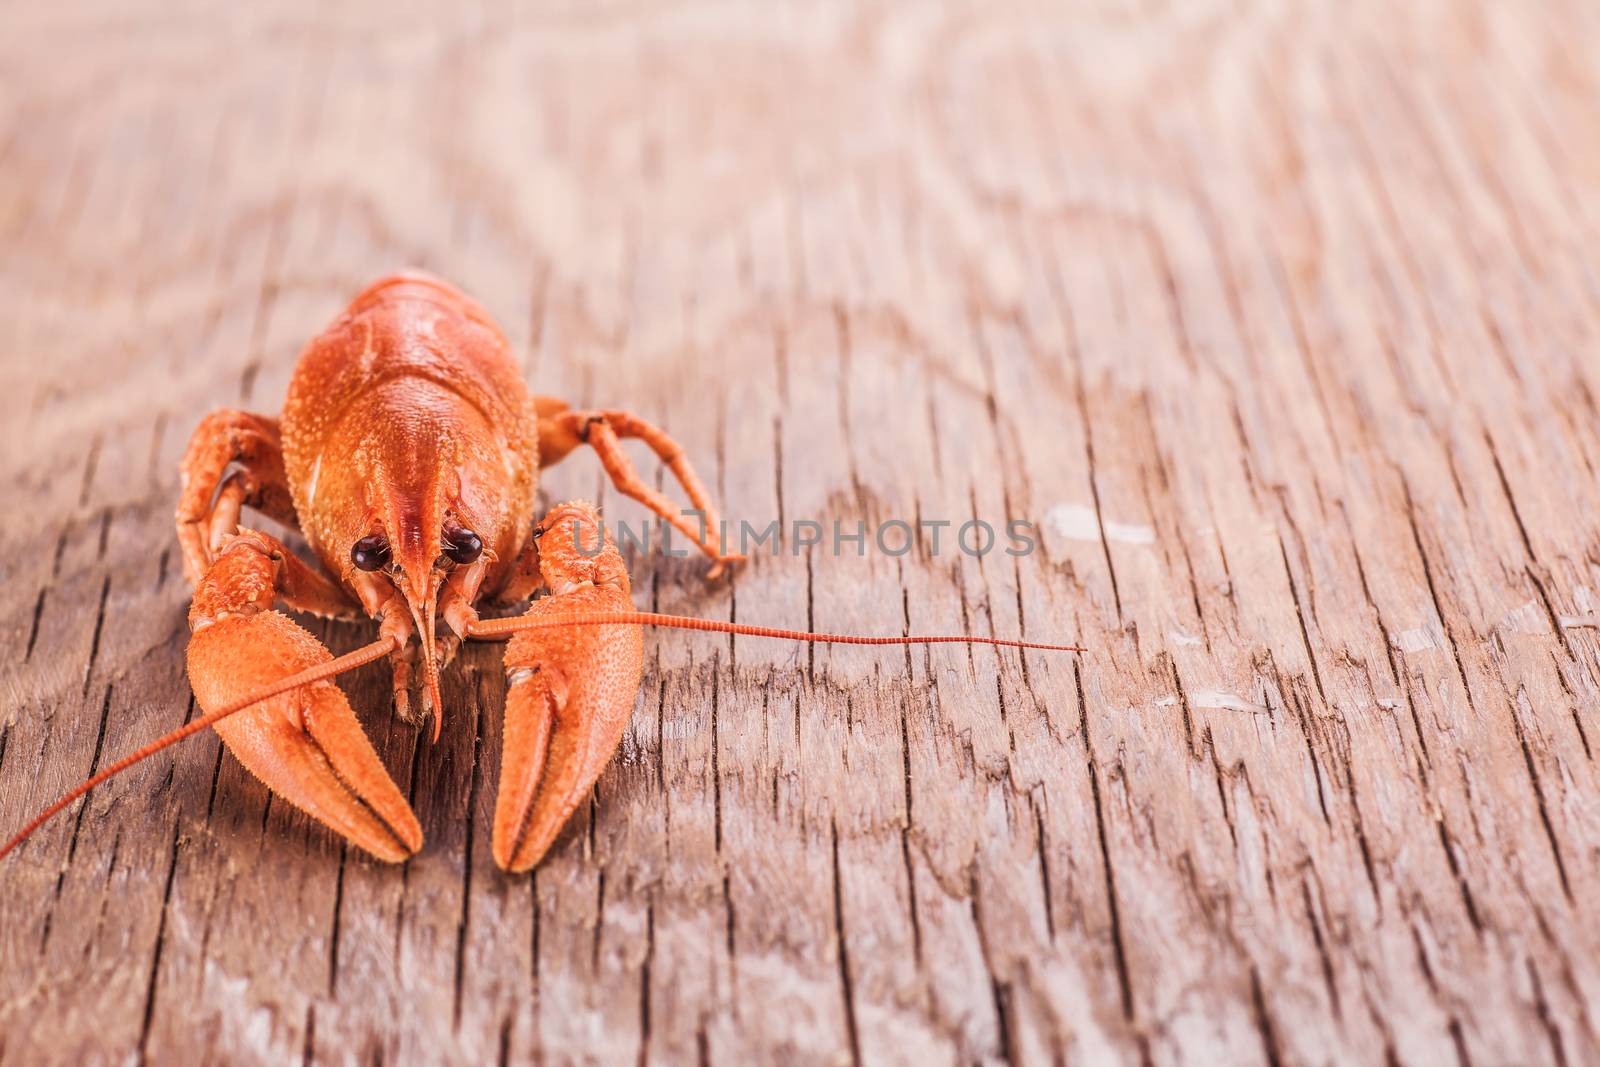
[{"xmin": 3, "ymin": 1, "xmax": 1600, "ymax": 1064}]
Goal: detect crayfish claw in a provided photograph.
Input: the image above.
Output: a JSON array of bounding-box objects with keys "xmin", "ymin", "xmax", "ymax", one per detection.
[
  {"xmin": 190, "ymin": 609, "xmax": 421, "ymax": 862},
  {"xmin": 492, "ymin": 593, "xmax": 643, "ymax": 872}
]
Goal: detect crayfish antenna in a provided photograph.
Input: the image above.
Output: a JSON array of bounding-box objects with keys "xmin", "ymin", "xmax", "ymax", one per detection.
[
  {"xmin": 0, "ymin": 634, "xmax": 397, "ymax": 863},
  {"xmin": 466, "ymin": 611, "xmax": 1085, "ymax": 653}
]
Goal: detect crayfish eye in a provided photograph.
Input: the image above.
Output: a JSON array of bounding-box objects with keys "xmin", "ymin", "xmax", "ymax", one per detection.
[
  {"xmin": 443, "ymin": 527, "xmax": 483, "ymax": 564},
  {"xmin": 351, "ymin": 534, "xmax": 391, "ymax": 572}
]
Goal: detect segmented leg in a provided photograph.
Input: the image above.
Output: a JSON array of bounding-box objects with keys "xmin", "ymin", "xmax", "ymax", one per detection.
[
  {"xmin": 188, "ymin": 531, "xmax": 420, "ymax": 861},
  {"xmin": 262, "ymin": 525, "xmax": 364, "ymax": 619},
  {"xmin": 489, "ymin": 523, "xmax": 542, "ymax": 606},
  {"xmin": 535, "ymin": 398, "xmax": 744, "ymax": 576},
  {"xmin": 177, "ymin": 409, "xmax": 359, "ymax": 617},
  {"xmin": 177, "ymin": 410, "xmax": 296, "ymax": 576}
]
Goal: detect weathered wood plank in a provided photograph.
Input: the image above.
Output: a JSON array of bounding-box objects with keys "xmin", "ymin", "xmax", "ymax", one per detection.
[{"xmin": 3, "ymin": 2, "xmax": 1600, "ymax": 1065}]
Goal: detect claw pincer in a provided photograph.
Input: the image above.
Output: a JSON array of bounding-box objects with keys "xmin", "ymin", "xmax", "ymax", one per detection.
[
  {"xmin": 493, "ymin": 504, "xmax": 643, "ymax": 871},
  {"xmin": 189, "ymin": 533, "xmax": 421, "ymax": 862}
]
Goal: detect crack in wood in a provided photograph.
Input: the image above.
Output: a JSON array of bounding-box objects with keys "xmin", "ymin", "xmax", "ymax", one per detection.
[
  {"xmin": 136, "ymin": 822, "xmax": 183, "ymax": 1066},
  {"xmin": 829, "ymin": 818, "xmax": 861, "ymax": 1067},
  {"xmin": 1078, "ymin": 663, "xmax": 1134, "ymax": 1023},
  {"xmin": 453, "ymin": 690, "xmax": 489, "ymax": 1032},
  {"xmin": 81, "ymin": 575, "xmax": 112, "ymax": 697}
]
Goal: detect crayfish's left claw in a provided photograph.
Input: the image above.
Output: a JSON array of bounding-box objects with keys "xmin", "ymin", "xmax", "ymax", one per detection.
[
  {"xmin": 492, "ymin": 661, "xmax": 562, "ymax": 872},
  {"xmin": 492, "ymin": 592, "xmax": 644, "ymax": 872},
  {"xmin": 487, "ymin": 500, "xmax": 645, "ymax": 871},
  {"xmin": 489, "ymin": 620, "xmax": 646, "ymax": 870}
]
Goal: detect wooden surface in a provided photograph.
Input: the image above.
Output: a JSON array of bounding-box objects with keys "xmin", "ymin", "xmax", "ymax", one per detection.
[{"xmin": 3, "ymin": 2, "xmax": 1600, "ymax": 1064}]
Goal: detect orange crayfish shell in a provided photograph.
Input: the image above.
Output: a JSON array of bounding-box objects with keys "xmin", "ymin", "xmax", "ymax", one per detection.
[{"xmin": 279, "ymin": 272, "xmax": 540, "ymax": 596}]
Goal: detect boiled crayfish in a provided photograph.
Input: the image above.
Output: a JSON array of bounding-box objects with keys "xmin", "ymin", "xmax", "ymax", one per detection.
[{"xmin": 2, "ymin": 273, "xmax": 1080, "ymax": 872}]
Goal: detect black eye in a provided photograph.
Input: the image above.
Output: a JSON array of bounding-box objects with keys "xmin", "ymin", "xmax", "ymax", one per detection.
[
  {"xmin": 351, "ymin": 534, "xmax": 390, "ymax": 571},
  {"xmin": 444, "ymin": 527, "xmax": 483, "ymax": 564}
]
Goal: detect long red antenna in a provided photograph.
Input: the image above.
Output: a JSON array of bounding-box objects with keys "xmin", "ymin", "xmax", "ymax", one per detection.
[
  {"xmin": 467, "ymin": 611, "xmax": 1085, "ymax": 652},
  {"xmin": 0, "ymin": 634, "xmax": 397, "ymax": 862}
]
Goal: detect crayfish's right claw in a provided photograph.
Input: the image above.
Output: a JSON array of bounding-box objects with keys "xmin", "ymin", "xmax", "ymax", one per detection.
[{"xmin": 189, "ymin": 610, "xmax": 422, "ymax": 862}]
